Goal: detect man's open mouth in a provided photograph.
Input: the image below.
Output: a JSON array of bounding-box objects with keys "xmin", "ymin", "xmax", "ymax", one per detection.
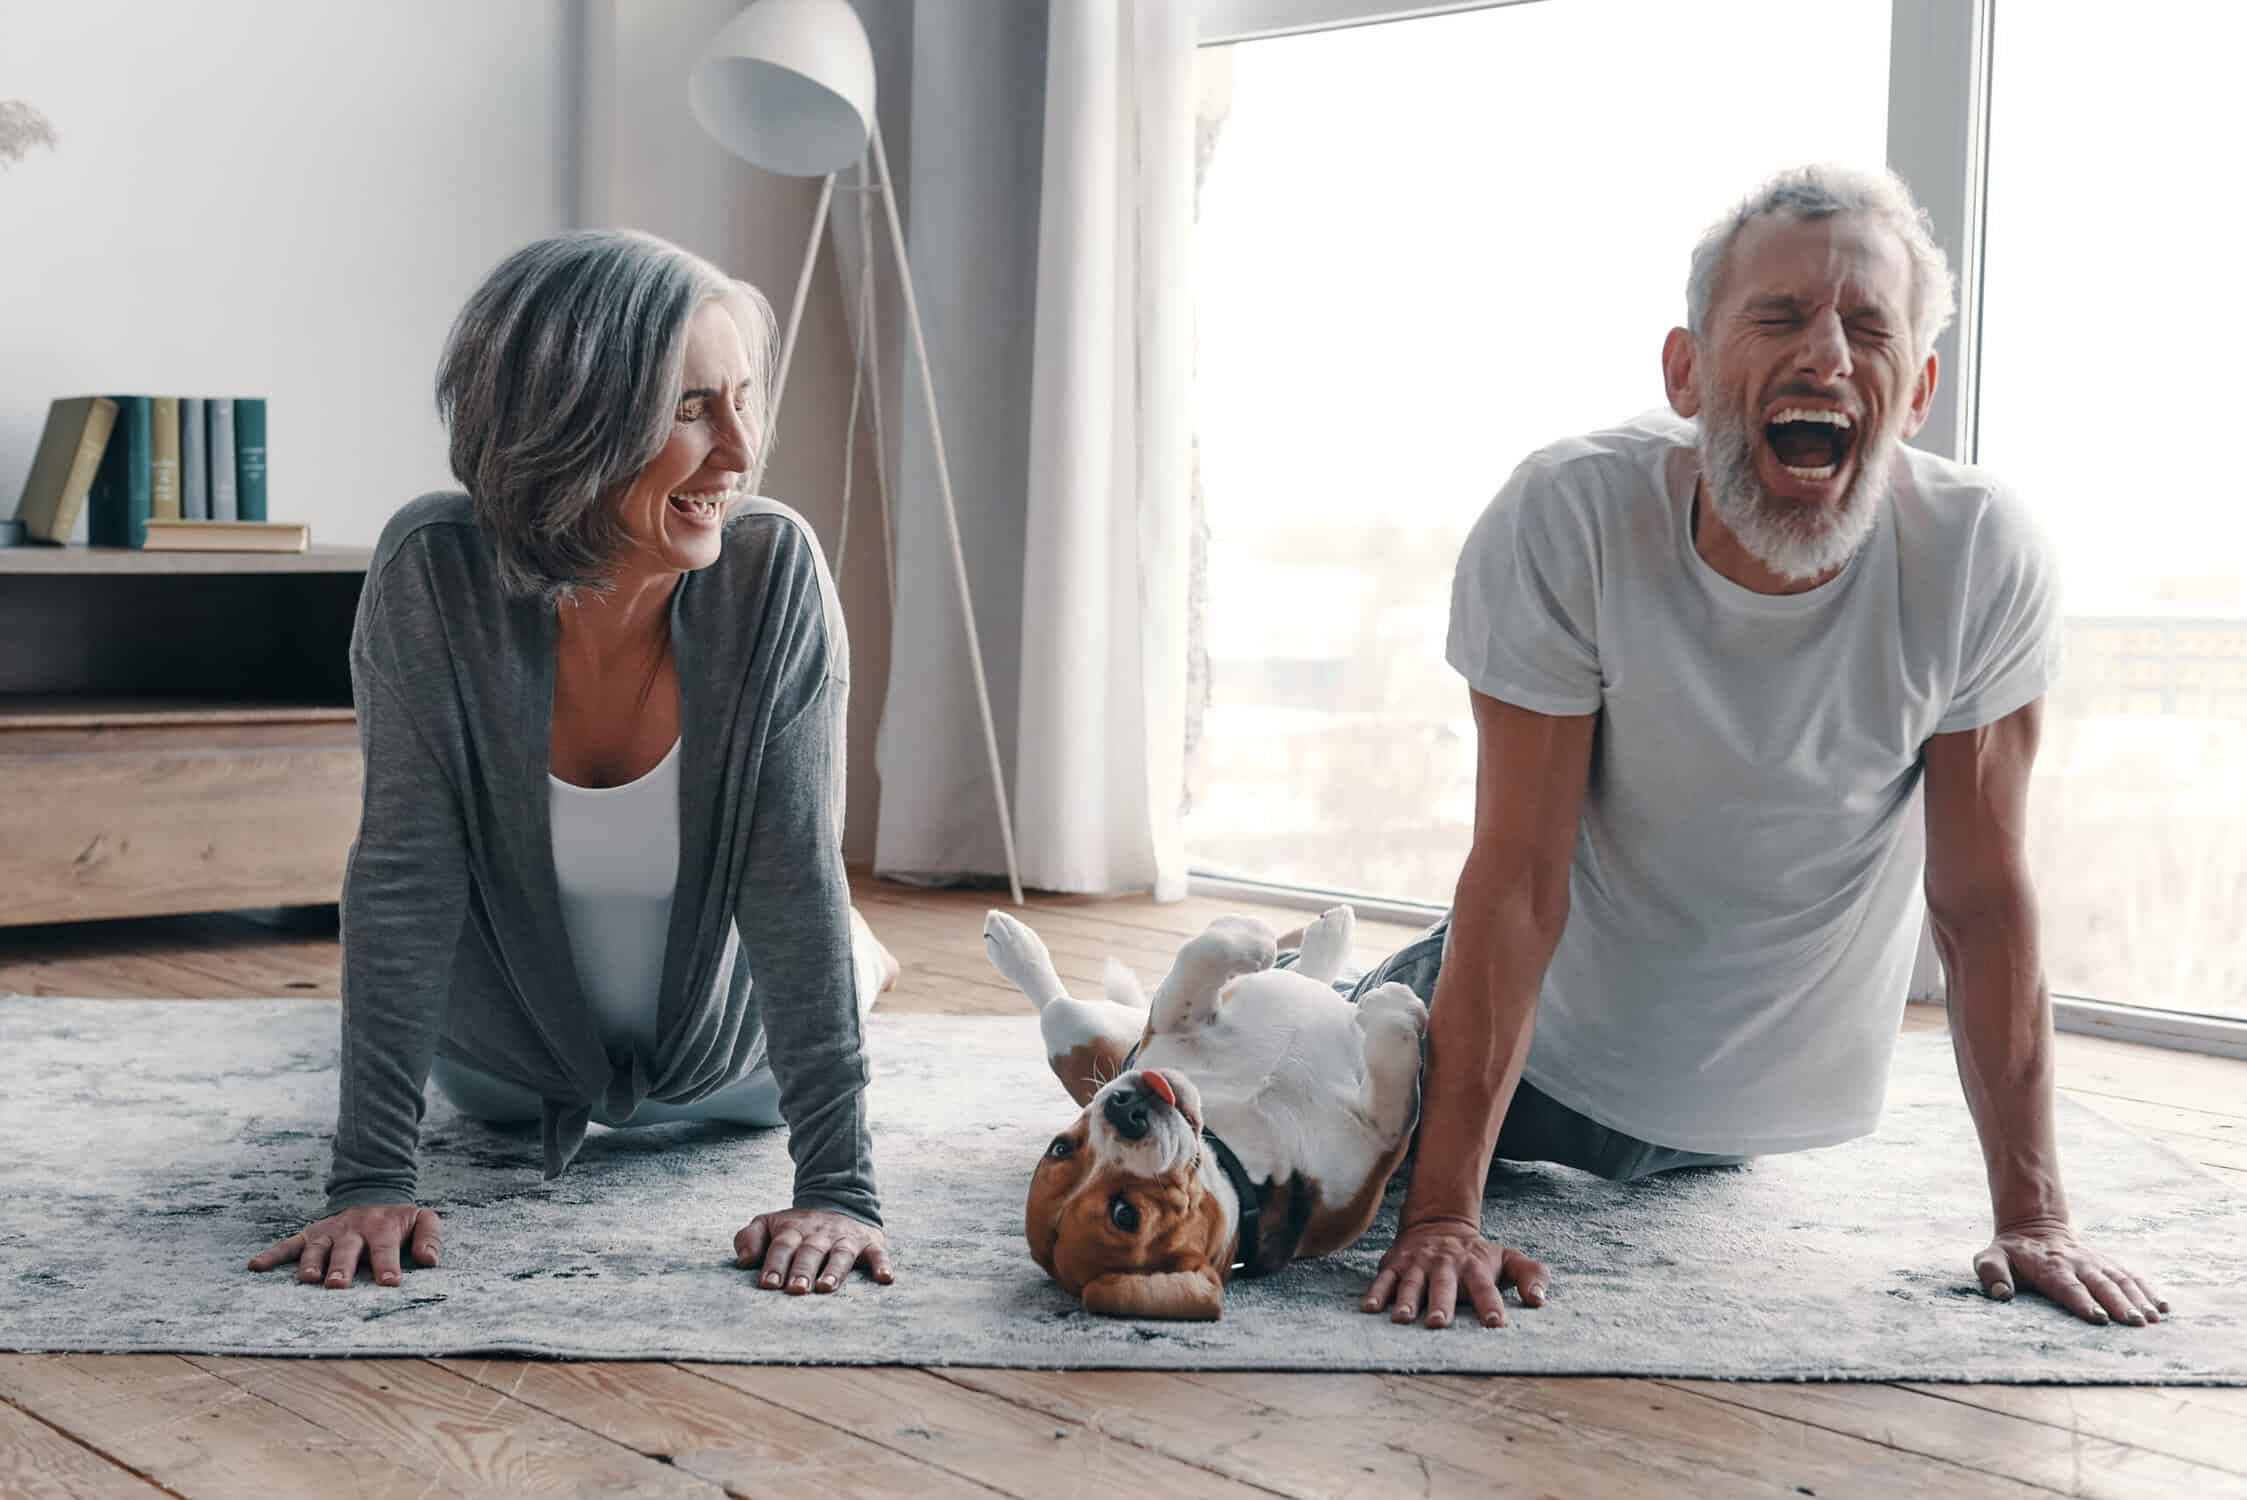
[{"xmin": 1762, "ymin": 406, "xmax": 1856, "ymax": 483}]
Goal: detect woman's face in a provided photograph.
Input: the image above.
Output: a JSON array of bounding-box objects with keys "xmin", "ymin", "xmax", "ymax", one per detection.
[{"xmin": 612, "ymin": 300, "xmax": 758, "ymax": 579}]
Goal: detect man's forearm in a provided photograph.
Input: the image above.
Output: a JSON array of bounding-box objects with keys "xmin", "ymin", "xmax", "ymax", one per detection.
[
  {"xmin": 1400, "ymin": 871, "xmax": 1560, "ymax": 1229},
  {"xmin": 1936, "ymin": 903, "xmax": 2069, "ymax": 1231}
]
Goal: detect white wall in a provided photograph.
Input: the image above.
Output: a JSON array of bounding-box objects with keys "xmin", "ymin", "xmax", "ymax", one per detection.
[
  {"xmin": 1, "ymin": 0, "xmax": 899, "ymax": 854},
  {"xmin": 0, "ymin": 0, "xmax": 580, "ymax": 547}
]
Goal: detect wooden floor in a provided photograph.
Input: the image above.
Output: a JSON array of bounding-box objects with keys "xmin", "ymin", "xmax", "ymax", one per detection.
[{"xmin": 2, "ymin": 874, "xmax": 2243, "ymax": 1499}]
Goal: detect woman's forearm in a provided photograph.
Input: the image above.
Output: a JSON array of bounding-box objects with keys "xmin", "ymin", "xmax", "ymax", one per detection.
[
  {"xmin": 744, "ymin": 679, "xmax": 882, "ymax": 1227},
  {"xmin": 325, "ymin": 660, "xmax": 472, "ymax": 1212}
]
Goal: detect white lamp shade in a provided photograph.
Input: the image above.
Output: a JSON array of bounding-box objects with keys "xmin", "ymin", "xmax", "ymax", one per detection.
[{"xmin": 690, "ymin": 0, "xmax": 877, "ymax": 177}]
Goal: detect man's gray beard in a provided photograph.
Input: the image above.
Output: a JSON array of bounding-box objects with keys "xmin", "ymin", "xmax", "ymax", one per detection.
[{"xmin": 1697, "ymin": 399, "xmax": 1893, "ymax": 584}]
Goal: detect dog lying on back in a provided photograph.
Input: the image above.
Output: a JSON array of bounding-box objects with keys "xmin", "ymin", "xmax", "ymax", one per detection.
[{"xmin": 983, "ymin": 905, "xmax": 1427, "ymax": 1320}]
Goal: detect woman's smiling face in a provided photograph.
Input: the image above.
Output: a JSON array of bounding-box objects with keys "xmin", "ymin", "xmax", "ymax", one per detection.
[{"xmin": 611, "ymin": 299, "xmax": 760, "ymax": 579}]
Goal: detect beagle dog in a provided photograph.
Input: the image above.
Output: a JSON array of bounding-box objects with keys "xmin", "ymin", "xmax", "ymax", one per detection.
[{"xmin": 983, "ymin": 905, "xmax": 1427, "ymax": 1320}]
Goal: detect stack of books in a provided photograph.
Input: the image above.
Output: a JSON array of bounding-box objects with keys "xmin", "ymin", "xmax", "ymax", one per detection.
[{"xmin": 10, "ymin": 395, "xmax": 309, "ymax": 553}]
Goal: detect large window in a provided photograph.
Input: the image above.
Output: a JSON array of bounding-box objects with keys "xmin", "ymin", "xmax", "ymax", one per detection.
[
  {"xmin": 1979, "ymin": 2, "xmax": 2247, "ymax": 1020},
  {"xmin": 1186, "ymin": 0, "xmax": 1891, "ymax": 902},
  {"xmin": 1187, "ymin": 0, "xmax": 2246, "ymax": 1023}
]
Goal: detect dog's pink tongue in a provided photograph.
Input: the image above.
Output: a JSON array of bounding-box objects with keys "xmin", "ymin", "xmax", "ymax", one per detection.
[{"xmin": 1141, "ymin": 1070, "xmax": 1176, "ymax": 1109}]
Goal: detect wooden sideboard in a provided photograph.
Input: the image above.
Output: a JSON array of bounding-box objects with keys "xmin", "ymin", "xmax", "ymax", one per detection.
[{"xmin": 0, "ymin": 544, "xmax": 369, "ymax": 926}]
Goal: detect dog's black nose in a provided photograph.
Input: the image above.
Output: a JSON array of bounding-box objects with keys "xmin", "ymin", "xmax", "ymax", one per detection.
[{"xmin": 1103, "ymin": 1087, "xmax": 1152, "ymax": 1140}]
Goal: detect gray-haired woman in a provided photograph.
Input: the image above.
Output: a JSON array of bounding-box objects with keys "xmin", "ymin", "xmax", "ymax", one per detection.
[{"xmin": 249, "ymin": 229, "xmax": 899, "ymax": 1298}]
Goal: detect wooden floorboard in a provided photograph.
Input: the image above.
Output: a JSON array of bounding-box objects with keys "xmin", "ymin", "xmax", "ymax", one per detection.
[
  {"xmin": 2, "ymin": 873, "xmax": 2241, "ymax": 1497},
  {"xmin": 0, "ymin": 1393, "xmax": 163, "ymax": 1499},
  {"xmin": 182, "ymin": 1355, "xmax": 719, "ymax": 1496},
  {"xmin": 1666, "ymin": 1379, "xmax": 2247, "ymax": 1500},
  {"xmin": 681, "ymin": 1364, "xmax": 1284, "ymax": 1498},
  {"xmin": 439, "ymin": 1358, "xmax": 1006, "ymax": 1498}
]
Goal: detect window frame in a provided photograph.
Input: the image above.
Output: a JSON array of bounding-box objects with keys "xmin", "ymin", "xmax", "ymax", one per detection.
[{"xmin": 1184, "ymin": 0, "xmax": 2247, "ymax": 1057}]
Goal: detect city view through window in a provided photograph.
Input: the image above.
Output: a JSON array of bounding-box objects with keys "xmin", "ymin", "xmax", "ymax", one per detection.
[{"xmin": 1184, "ymin": 0, "xmax": 2244, "ymax": 1019}]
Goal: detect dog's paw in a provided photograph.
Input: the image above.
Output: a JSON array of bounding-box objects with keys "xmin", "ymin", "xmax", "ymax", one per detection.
[
  {"xmin": 983, "ymin": 909, "xmax": 1063, "ymax": 1007},
  {"xmin": 1292, "ymin": 904, "xmax": 1357, "ymax": 983},
  {"xmin": 1192, "ymin": 916, "xmax": 1280, "ymax": 975},
  {"xmin": 1357, "ymin": 981, "xmax": 1429, "ymax": 1039}
]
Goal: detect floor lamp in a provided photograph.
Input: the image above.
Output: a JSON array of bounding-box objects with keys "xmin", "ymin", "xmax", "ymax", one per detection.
[{"xmin": 690, "ymin": 0, "xmax": 1025, "ymax": 906}]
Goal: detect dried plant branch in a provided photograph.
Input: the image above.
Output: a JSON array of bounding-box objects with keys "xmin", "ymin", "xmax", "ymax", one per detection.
[{"xmin": 0, "ymin": 101, "xmax": 59, "ymax": 166}]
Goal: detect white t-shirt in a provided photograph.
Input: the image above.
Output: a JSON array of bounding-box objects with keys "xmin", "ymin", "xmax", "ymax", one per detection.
[
  {"xmin": 548, "ymin": 737, "xmax": 682, "ymax": 1061},
  {"xmin": 1446, "ymin": 410, "xmax": 2061, "ymax": 1154}
]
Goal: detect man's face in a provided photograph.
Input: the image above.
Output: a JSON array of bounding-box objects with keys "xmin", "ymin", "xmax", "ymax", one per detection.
[{"xmin": 1670, "ymin": 212, "xmax": 1936, "ymax": 582}]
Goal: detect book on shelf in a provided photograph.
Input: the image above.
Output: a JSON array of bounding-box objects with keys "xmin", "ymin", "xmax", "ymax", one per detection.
[
  {"xmin": 12, "ymin": 396, "xmax": 118, "ymax": 543},
  {"xmin": 181, "ymin": 397, "xmax": 208, "ymax": 519},
  {"xmin": 0, "ymin": 518, "xmax": 24, "ymax": 546},
  {"xmin": 234, "ymin": 397, "xmax": 267, "ymax": 522},
  {"xmin": 141, "ymin": 518, "xmax": 310, "ymax": 553},
  {"xmin": 88, "ymin": 395, "xmax": 154, "ymax": 549},
  {"xmin": 150, "ymin": 397, "xmax": 182, "ymax": 520},
  {"xmin": 209, "ymin": 399, "xmax": 237, "ymax": 521},
  {"xmin": 25, "ymin": 391, "xmax": 283, "ymax": 546}
]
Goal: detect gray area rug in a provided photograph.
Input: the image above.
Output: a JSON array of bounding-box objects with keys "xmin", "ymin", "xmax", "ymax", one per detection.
[{"xmin": 2, "ymin": 996, "xmax": 2242, "ymax": 1380}]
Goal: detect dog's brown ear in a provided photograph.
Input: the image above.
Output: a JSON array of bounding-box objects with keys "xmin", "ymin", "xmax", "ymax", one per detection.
[{"xmin": 1080, "ymin": 1267, "xmax": 1224, "ymax": 1321}]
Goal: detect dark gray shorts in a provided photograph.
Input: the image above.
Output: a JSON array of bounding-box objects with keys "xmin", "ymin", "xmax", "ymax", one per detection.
[{"xmin": 1280, "ymin": 914, "xmax": 1746, "ymax": 1184}]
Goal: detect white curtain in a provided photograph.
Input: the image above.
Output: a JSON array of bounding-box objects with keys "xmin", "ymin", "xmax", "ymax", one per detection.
[
  {"xmin": 873, "ymin": 0, "xmax": 1195, "ymax": 899},
  {"xmin": 1015, "ymin": 0, "xmax": 1194, "ymax": 899}
]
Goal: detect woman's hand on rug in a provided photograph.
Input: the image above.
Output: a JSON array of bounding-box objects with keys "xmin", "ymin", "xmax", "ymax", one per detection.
[
  {"xmin": 734, "ymin": 1208, "xmax": 893, "ymax": 1294},
  {"xmin": 1974, "ymin": 1221, "xmax": 2168, "ymax": 1326},
  {"xmin": 248, "ymin": 1204, "xmax": 442, "ymax": 1289},
  {"xmin": 1363, "ymin": 1215, "xmax": 1548, "ymax": 1329}
]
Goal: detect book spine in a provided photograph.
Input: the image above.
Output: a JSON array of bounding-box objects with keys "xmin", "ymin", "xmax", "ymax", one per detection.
[
  {"xmin": 19, "ymin": 397, "xmax": 118, "ymax": 542},
  {"xmin": 181, "ymin": 398, "xmax": 208, "ymax": 520},
  {"xmin": 89, "ymin": 397, "xmax": 152, "ymax": 548},
  {"xmin": 233, "ymin": 397, "xmax": 267, "ymax": 523},
  {"xmin": 209, "ymin": 400, "xmax": 237, "ymax": 522},
  {"xmin": 150, "ymin": 398, "xmax": 182, "ymax": 520}
]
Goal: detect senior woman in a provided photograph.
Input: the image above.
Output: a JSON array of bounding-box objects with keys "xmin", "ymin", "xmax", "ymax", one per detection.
[{"xmin": 248, "ymin": 229, "xmax": 898, "ymax": 1299}]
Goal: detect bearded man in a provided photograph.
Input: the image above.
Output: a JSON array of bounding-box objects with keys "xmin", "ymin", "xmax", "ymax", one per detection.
[{"xmin": 1336, "ymin": 163, "xmax": 2167, "ymax": 1333}]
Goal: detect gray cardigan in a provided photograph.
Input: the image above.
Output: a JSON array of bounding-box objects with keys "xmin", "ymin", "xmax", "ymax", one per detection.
[{"xmin": 325, "ymin": 492, "xmax": 878, "ymax": 1227}]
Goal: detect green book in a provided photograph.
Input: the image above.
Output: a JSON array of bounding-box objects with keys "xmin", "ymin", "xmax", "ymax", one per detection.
[
  {"xmin": 88, "ymin": 395, "xmax": 154, "ymax": 549},
  {"xmin": 234, "ymin": 397, "xmax": 267, "ymax": 523}
]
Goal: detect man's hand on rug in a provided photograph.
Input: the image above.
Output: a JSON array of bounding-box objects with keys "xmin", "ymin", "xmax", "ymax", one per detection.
[
  {"xmin": 735, "ymin": 1208, "xmax": 894, "ymax": 1294},
  {"xmin": 1974, "ymin": 1219, "xmax": 2169, "ymax": 1326},
  {"xmin": 1362, "ymin": 1215, "xmax": 1548, "ymax": 1329},
  {"xmin": 247, "ymin": 1204, "xmax": 442, "ymax": 1289}
]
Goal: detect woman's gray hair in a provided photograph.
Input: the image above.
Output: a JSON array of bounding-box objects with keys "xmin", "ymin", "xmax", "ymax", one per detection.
[
  {"xmin": 436, "ymin": 228, "xmax": 777, "ymax": 599},
  {"xmin": 1685, "ymin": 163, "xmax": 1956, "ymax": 355}
]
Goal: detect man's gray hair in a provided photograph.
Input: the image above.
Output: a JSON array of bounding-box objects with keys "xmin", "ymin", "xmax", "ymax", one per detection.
[
  {"xmin": 1685, "ymin": 163, "xmax": 1956, "ymax": 355},
  {"xmin": 436, "ymin": 228, "xmax": 777, "ymax": 600}
]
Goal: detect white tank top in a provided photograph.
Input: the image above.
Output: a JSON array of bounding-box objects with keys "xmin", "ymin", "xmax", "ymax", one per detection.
[{"xmin": 548, "ymin": 737, "xmax": 682, "ymax": 1058}]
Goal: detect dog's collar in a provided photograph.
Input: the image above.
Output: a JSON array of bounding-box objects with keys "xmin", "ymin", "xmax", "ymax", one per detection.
[
  {"xmin": 1120, "ymin": 1039, "xmax": 1268, "ymax": 1278},
  {"xmin": 1203, "ymin": 1128, "xmax": 1267, "ymax": 1277}
]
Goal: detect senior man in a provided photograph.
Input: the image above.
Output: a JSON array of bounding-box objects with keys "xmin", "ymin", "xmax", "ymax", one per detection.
[{"xmin": 1347, "ymin": 163, "xmax": 2166, "ymax": 1332}]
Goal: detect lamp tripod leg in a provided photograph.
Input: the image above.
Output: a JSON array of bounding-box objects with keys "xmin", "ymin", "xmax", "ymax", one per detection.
[
  {"xmin": 856, "ymin": 153, "xmax": 899, "ymax": 614},
  {"xmin": 869, "ymin": 119, "xmax": 1025, "ymax": 907}
]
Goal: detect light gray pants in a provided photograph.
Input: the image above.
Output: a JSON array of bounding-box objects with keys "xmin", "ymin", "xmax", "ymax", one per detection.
[
  {"xmin": 430, "ymin": 1051, "xmax": 787, "ymax": 1129},
  {"xmin": 431, "ymin": 907, "xmax": 888, "ymax": 1130}
]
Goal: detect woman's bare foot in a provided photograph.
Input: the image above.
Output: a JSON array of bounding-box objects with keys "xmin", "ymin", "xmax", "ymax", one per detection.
[{"xmin": 851, "ymin": 907, "xmax": 903, "ymax": 993}]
